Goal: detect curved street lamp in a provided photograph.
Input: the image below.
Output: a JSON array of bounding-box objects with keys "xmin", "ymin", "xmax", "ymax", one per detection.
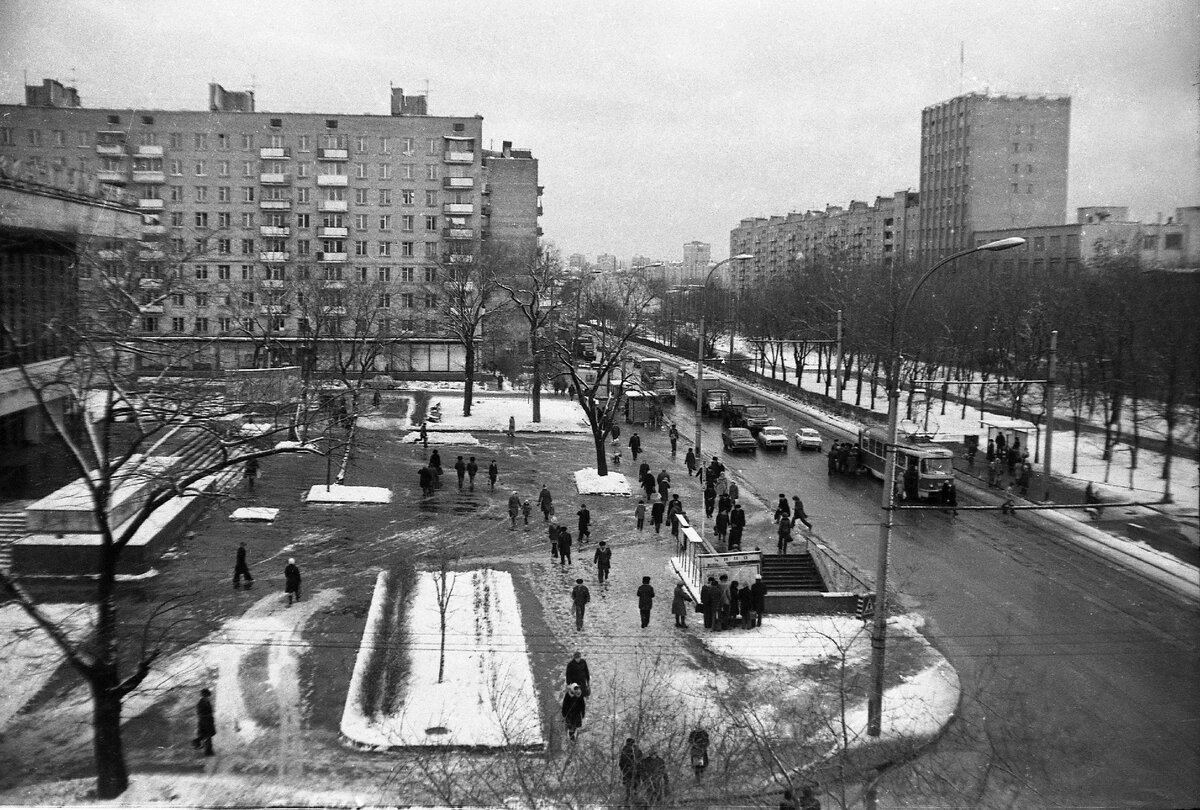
[
  {"xmin": 694, "ymin": 253, "xmax": 754, "ymax": 464},
  {"xmin": 868, "ymin": 236, "xmax": 1026, "ymax": 737}
]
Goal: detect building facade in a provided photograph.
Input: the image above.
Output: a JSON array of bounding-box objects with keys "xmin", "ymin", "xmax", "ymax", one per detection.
[
  {"xmin": 918, "ymin": 92, "xmax": 1070, "ymax": 259},
  {"xmin": 681, "ymin": 240, "xmax": 711, "ymax": 283},
  {"xmin": 0, "ymin": 79, "xmax": 541, "ymax": 375}
]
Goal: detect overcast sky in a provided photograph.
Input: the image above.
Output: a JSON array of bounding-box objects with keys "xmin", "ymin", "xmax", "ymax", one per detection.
[{"xmin": 2, "ymin": 0, "xmax": 1197, "ymax": 263}]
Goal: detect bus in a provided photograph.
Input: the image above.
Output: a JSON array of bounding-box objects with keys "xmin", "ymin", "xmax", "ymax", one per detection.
[
  {"xmin": 638, "ymin": 357, "xmax": 663, "ymax": 382},
  {"xmin": 857, "ymin": 426, "xmax": 955, "ymax": 501}
]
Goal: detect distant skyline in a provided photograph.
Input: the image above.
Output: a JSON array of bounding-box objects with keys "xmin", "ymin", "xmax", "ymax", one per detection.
[{"xmin": 2, "ymin": 0, "xmax": 1196, "ymax": 262}]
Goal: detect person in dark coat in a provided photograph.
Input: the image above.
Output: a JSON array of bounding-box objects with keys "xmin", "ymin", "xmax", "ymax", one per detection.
[
  {"xmin": 714, "ymin": 507, "xmax": 730, "ymax": 544},
  {"xmin": 577, "ymin": 504, "xmax": 591, "ymax": 545},
  {"xmin": 986, "ymin": 438, "xmax": 996, "ymax": 463},
  {"xmin": 668, "ymin": 423, "xmax": 679, "ymax": 454},
  {"xmin": 704, "ymin": 481, "xmax": 717, "ymax": 517},
  {"xmin": 774, "ymin": 493, "xmax": 791, "ymax": 524},
  {"xmin": 650, "ymin": 500, "xmax": 665, "ymax": 534},
  {"xmin": 717, "ymin": 492, "xmax": 732, "ymax": 516},
  {"xmin": 508, "ymin": 491, "xmax": 521, "ymax": 529},
  {"xmin": 995, "ymin": 431, "xmax": 1007, "ymax": 457},
  {"xmin": 827, "ymin": 444, "xmax": 839, "ymax": 475},
  {"xmin": 640, "ymin": 751, "xmax": 669, "ymax": 803},
  {"xmin": 738, "ymin": 584, "xmax": 754, "ymax": 629},
  {"xmin": 619, "ymin": 738, "xmax": 644, "ymax": 802},
  {"xmin": 538, "ymin": 485, "xmax": 553, "ymax": 521},
  {"xmin": 418, "ymin": 466, "xmax": 433, "ymax": 497},
  {"xmin": 700, "ymin": 577, "xmax": 717, "ymax": 629},
  {"xmin": 429, "ymin": 449, "xmax": 443, "ymax": 475},
  {"xmin": 419, "ymin": 422, "xmax": 428, "ymax": 448},
  {"xmin": 777, "ymin": 518, "xmax": 793, "ymax": 554},
  {"xmin": 791, "ymin": 496, "xmax": 813, "ymax": 531},
  {"xmin": 667, "ymin": 495, "xmax": 685, "ymax": 539},
  {"xmin": 903, "ymin": 465, "xmax": 919, "ymax": 501},
  {"xmin": 194, "ymin": 687, "xmax": 216, "ymax": 755},
  {"xmin": 561, "ymin": 683, "xmax": 586, "ymax": 740},
  {"xmin": 593, "ymin": 540, "xmax": 612, "ymax": 583},
  {"xmin": 629, "ymin": 432, "xmax": 642, "ymax": 460},
  {"xmin": 549, "ymin": 520, "xmax": 560, "ymax": 559},
  {"xmin": 656, "ymin": 469, "xmax": 671, "ymax": 501},
  {"xmin": 487, "ymin": 459, "xmax": 499, "ymax": 491},
  {"xmin": 454, "ymin": 455, "xmax": 466, "ymax": 489},
  {"xmin": 466, "ymin": 456, "xmax": 478, "ymax": 490},
  {"xmin": 634, "ymin": 500, "xmax": 646, "ymax": 532},
  {"xmin": 728, "ymin": 580, "xmax": 741, "ymax": 625},
  {"xmin": 636, "ymin": 576, "xmax": 655, "ymax": 628},
  {"xmin": 233, "ymin": 542, "xmax": 253, "ymax": 588},
  {"xmin": 284, "ymin": 558, "xmax": 301, "ymax": 605},
  {"xmin": 688, "ymin": 728, "xmax": 710, "ymax": 780},
  {"xmin": 610, "ymin": 422, "xmax": 621, "ymax": 445},
  {"xmin": 750, "ymin": 574, "xmax": 767, "ymax": 627},
  {"xmin": 243, "ymin": 456, "xmax": 259, "ymax": 492},
  {"xmin": 642, "ymin": 471, "xmax": 657, "ymax": 501},
  {"xmin": 558, "ymin": 526, "xmax": 573, "ymax": 565},
  {"xmin": 685, "ymin": 448, "xmax": 698, "ymax": 477},
  {"xmin": 728, "ymin": 480, "xmax": 740, "ymax": 502},
  {"xmin": 727, "ymin": 521, "xmax": 744, "ymax": 551},
  {"xmin": 671, "ymin": 582, "xmax": 692, "ymax": 628},
  {"xmin": 565, "ymin": 651, "xmax": 590, "ymax": 695},
  {"xmin": 571, "ymin": 578, "xmax": 590, "ymax": 631}
]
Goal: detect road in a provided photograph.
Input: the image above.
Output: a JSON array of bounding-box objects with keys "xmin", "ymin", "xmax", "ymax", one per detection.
[{"xmin": 660, "ymin": 379, "xmax": 1200, "ymax": 808}]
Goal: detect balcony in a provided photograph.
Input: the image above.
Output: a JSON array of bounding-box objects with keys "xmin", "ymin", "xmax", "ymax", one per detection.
[
  {"xmin": 318, "ymin": 200, "xmax": 348, "ymax": 212},
  {"xmin": 443, "ymin": 176, "xmax": 475, "ymax": 190},
  {"xmin": 139, "ymin": 278, "xmax": 163, "ymax": 289},
  {"xmin": 97, "ymin": 170, "xmax": 127, "ymax": 184},
  {"xmin": 260, "ymin": 251, "xmax": 290, "ymax": 263},
  {"xmin": 259, "ymin": 305, "xmax": 288, "ymax": 315},
  {"xmin": 132, "ymin": 170, "xmax": 165, "ymax": 184},
  {"xmin": 321, "ymin": 306, "xmax": 347, "ymax": 316},
  {"xmin": 316, "ymin": 174, "xmax": 348, "ymax": 187},
  {"xmin": 260, "ymin": 199, "xmax": 292, "ymax": 210},
  {"xmin": 322, "ymin": 279, "xmax": 347, "ymax": 289},
  {"xmin": 260, "ymin": 225, "xmax": 291, "ymax": 237},
  {"xmin": 443, "ymin": 203, "xmax": 474, "ymax": 215},
  {"xmin": 317, "ymin": 252, "xmax": 348, "ymax": 263},
  {"xmin": 260, "ymin": 173, "xmax": 290, "ymax": 185},
  {"xmin": 445, "ymin": 253, "xmax": 474, "ymax": 264},
  {"xmin": 318, "ymin": 148, "xmax": 349, "ymax": 160},
  {"xmin": 443, "ymin": 150, "xmax": 475, "ymax": 164},
  {"xmin": 96, "ymin": 143, "xmax": 127, "ymax": 156},
  {"xmin": 317, "ymin": 226, "xmax": 348, "ymax": 238},
  {"xmin": 442, "ymin": 227, "xmax": 474, "ymax": 239},
  {"xmin": 97, "ymin": 249, "xmax": 123, "ymax": 261},
  {"xmin": 259, "ymin": 147, "xmax": 290, "ymax": 159},
  {"xmin": 138, "ymin": 249, "xmax": 166, "ymax": 261},
  {"xmin": 134, "ymin": 145, "xmax": 164, "ymax": 158},
  {"xmin": 141, "ymin": 225, "xmax": 167, "ymax": 236},
  {"xmin": 139, "ymin": 304, "xmax": 164, "ymax": 314},
  {"xmin": 261, "ymin": 279, "xmax": 286, "ymax": 289},
  {"xmin": 137, "ymin": 198, "xmax": 165, "ymax": 210}
]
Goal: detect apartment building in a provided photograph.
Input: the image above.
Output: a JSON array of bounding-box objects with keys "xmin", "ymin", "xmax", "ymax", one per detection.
[
  {"xmin": 918, "ymin": 92, "xmax": 1070, "ymax": 259},
  {"xmin": 0, "ymin": 79, "xmax": 541, "ymax": 374},
  {"xmin": 681, "ymin": 241, "xmax": 711, "ymax": 283}
]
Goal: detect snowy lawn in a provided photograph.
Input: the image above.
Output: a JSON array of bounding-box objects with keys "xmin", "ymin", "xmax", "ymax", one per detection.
[
  {"xmin": 575, "ymin": 468, "xmax": 632, "ymax": 496},
  {"xmin": 415, "ymin": 393, "xmax": 590, "ymax": 434},
  {"xmin": 341, "ymin": 568, "xmax": 543, "ymax": 749},
  {"xmin": 303, "ymin": 485, "xmax": 393, "ymax": 504},
  {"xmin": 0, "ymin": 604, "xmax": 92, "ymax": 731},
  {"xmin": 396, "ymin": 430, "xmax": 481, "ymax": 446}
]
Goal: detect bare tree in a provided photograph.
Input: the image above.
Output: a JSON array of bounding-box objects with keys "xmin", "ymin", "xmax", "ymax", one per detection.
[
  {"xmin": 493, "ymin": 245, "xmax": 567, "ymax": 423},
  {"xmin": 434, "ymin": 243, "xmax": 506, "ymax": 417}
]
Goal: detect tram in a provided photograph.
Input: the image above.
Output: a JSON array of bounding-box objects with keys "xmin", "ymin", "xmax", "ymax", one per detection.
[{"xmin": 857, "ymin": 425, "xmax": 955, "ymax": 501}]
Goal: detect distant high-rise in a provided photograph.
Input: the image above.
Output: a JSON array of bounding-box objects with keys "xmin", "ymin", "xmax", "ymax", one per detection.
[
  {"xmin": 918, "ymin": 91, "xmax": 1070, "ymax": 258},
  {"xmin": 681, "ymin": 240, "xmax": 711, "ymax": 282}
]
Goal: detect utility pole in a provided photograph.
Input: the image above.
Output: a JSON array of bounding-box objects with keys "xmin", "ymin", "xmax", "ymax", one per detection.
[
  {"xmin": 1042, "ymin": 330, "xmax": 1057, "ymax": 501},
  {"xmin": 834, "ymin": 308, "xmax": 844, "ymax": 403}
]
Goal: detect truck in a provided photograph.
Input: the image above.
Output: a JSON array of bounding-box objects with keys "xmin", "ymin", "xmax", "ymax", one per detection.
[
  {"xmin": 720, "ymin": 402, "xmax": 774, "ymax": 435},
  {"xmin": 675, "ymin": 370, "xmax": 730, "ymax": 415}
]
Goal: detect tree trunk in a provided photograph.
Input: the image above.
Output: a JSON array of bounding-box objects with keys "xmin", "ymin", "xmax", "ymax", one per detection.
[
  {"xmin": 530, "ymin": 328, "xmax": 542, "ymax": 423},
  {"xmin": 592, "ymin": 420, "xmax": 609, "ymax": 476},
  {"xmin": 91, "ymin": 667, "xmax": 129, "ymax": 798},
  {"xmin": 462, "ymin": 342, "xmax": 476, "ymax": 417}
]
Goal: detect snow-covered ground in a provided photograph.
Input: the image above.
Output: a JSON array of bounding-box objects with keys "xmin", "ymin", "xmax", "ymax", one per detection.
[
  {"xmin": 0, "ymin": 603, "xmax": 93, "ymax": 730},
  {"xmin": 414, "ymin": 393, "xmax": 590, "ymax": 434},
  {"xmin": 575, "ymin": 468, "xmax": 632, "ymax": 496},
  {"xmin": 302, "ymin": 484, "xmax": 393, "ymax": 504}
]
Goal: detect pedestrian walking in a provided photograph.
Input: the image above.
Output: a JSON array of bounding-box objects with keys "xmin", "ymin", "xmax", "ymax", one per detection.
[
  {"xmin": 558, "ymin": 526, "xmax": 573, "ymax": 565},
  {"xmin": 635, "ymin": 500, "xmax": 646, "ymax": 531},
  {"xmin": 488, "ymin": 459, "xmax": 498, "ymax": 491},
  {"xmin": 629, "ymin": 432, "xmax": 642, "ymax": 461},
  {"xmin": 1018, "ymin": 463, "xmax": 1031, "ymax": 497},
  {"xmin": 538, "ymin": 484, "xmax": 553, "ymax": 521},
  {"xmin": 728, "ymin": 480, "xmax": 739, "ymax": 502},
  {"xmin": 671, "ymin": 582, "xmax": 693, "ymax": 628},
  {"xmin": 642, "ymin": 470, "xmax": 657, "ymax": 501},
  {"xmin": 700, "ymin": 576, "xmax": 717, "ymax": 629},
  {"xmin": 717, "ymin": 492, "xmax": 732, "ymax": 516},
  {"xmin": 508, "ymin": 491, "xmax": 521, "ymax": 528},
  {"xmin": 243, "ymin": 456, "xmax": 259, "ymax": 492},
  {"xmin": 466, "ymin": 456, "xmax": 478, "ymax": 490},
  {"xmin": 827, "ymin": 444, "xmax": 838, "ymax": 475},
  {"xmin": 565, "ymin": 651, "xmax": 591, "ymax": 696},
  {"xmin": 419, "ymin": 421, "xmax": 428, "ymax": 448},
  {"xmin": 283, "ymin": 558, "xmax": 301, "ymax": 605},
  {"xmin": 750, "ymin": 574, "xmax": 767, "ymax": 627},
  {"xmin": 667, "ymin": 494, "xmax": 684, "ymax": 539},
  {"xmin": 685, "ymin": 448, "xmax": 698, "ymax": 477},
  {"xmin": 650, "ymin": 500, "xmax": 665, "ymax": 534},
  {"xmin": 791, "ymin": 496, "xmax": 813, "ymax": 531},
  {"xmin": 714, "ymin": 507, "xmax": 729, "ymax": 544},
  {"xmin": 716, "ymin": 574, "xmax": 731, "ymax": 631},
  {"xmin": 668, "ymin": 423, "xmax": 679, "ymax": 455},
  {"xmin": 593, "ymin": 541, "xmax": 612, "ymax": 583},
  {"xmin": 429, "ymin": 448, "xmax": 443, "ymax": 476},
  {"xmin": 610, "ymin": 422, "xmax": 621, "ymax": 445},
  {"xmin": 571, "ymin": 578, "xmax": 591, "ymax": 631},
  {"xmin": 418, "ymin": 465, "xmax": 433, "ymax": 497},
  {"xmin": 729, "ymin": 503, "xmax": 746, "ymax": 550},
  {"xmin": 193, "ymin": 688, "xmax": 216, "ymax": 756},
  {"xmin": 454, "ymin": 455, "xmax": 466, "ymax": 489},
  {"xmin": 688, "ymin": 728, "xmax": 710, "ymax": 781},
  {"xmin": 561, "ymin": 683, "xmax": 586, "ymax": 741},
  {"xmin": 988, "ymin": 457, "xmax": 1001, "ymax": 488},
  {"xmin": 777, "ymin": 518, "xmax": 793, "ymax": 554},
  {"xmin": 522, "ymin": 499, "xmax": 533, "ymax": 527},
  {"xmin": 727, "ymin": 522, "xmax": 744, "ymax": 551},
  {"xmin": 657, "ymin": 470, "xmax": 671, "ymax": 502},
  {"xmin": 233, "ymin": 542, "xmax": 253, "ymax": 588},
  {"xmin": 704, "ymin": 481, "xmax": 717, "ymax": 517},
  {"xmin": 549, "ymin": 520, "xmax": 560, "ymax": 559},
  {"xmin": 774, "ymin": 493, "xmax": 791, "ymax": 524},
  {"xmin": 715, "ymin": 471, "xmax": 730, "ymax": 498},
  {"xmin": 636, "ymin": 576, "xmax": 655, "ymax": 628},
  {"xmin": 577, "ymin": 504, "xmax": 591, "ymax": 545}
]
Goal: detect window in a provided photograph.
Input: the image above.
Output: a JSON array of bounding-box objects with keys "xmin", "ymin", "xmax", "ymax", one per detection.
[
  {"xmin": 241, "ymin": 291, "xmax": 255, "ymax": 306},
  {"xmin": 242, "ymin": 133, "xmax": 254, "ymax": 150},
  {"xmin": 217, "ymin": 238, "xmax": 231, "ymax": 254},
  {"xmin": 379, "ymin": 163, "xmax": 392, "ymax": 180},
  {"xmin": 193, "ymin": 265, "xmax": 209, "ymax": 280},
  {"xmin": 0, "ymin": 127, "xmax": 12, "ymax": 145},
  {"xmin": 297, "ymin": 188, "xmax": 310, "ymax": 204},
  {"xmin": 195, "ymin": 186, "xmax": 208, "ymax": 202},
  {"xmin": 168, "ymin": 132, "xmax": 182, "ymax": 149},
  {"xmin": 219, "ymin": 317, "xmax": 232, "ymax": 332},
  {"xmin": 194, "ymin": 317, "xmax": 210, "ymax": 334},
  {"xmin": 169, "ymin": 186, "xmax": 183, "ymax": 202},
  {"xmin": 379, "ymin": 189, "xmax": 392, "ymax": 206},
  {"xmin": 194, "ymin": 133, "xmax": 208, "ymax": 150},
  {"xmin": 217, "ymin": 186, "xmax": 230, "ymax": 203},
  {"xmin": 195, "ymin": 212, "xmax": 209, "ymax": 228},
  {"xmin": 358, "ymin": 266, "xmax": 370, "ymax": 281},
  {"xmin": 423, "ymin": 294, "xmax": 437, "ymax": 308},
  {"xmin": 378, "ymin": 266, "xmax": 392, "ymax": 282},
  {"xmin": 356, "ymin": 188, "xmax": 370, "ymax": 205},
  {"xmin": 218, "ymin": 264, "xmax": 231, "ymax": 280},
  {"xmin": 242, "ymin": 160, "xmax": 255, "ymax": 178},
  {"xmin": 400, "ymin": 293, "xmax": 414, "ymax": 308},
  {"xmin": 425, "ymin": 190, "xmax": 437, "ymax": 207},
  {"xmin": 269, "ymin": 133, "xmax": 284, "ymax": 149},
  {"xmin": 26, "ymin": 129, "xmax": 42, "ymax": 146},
  {"xmin": 402, "ymin": 189, "xmax": 415, "ymax": 206},
  {"xmin": 141, "ymin": 317, "xmax": 159, "ymax": 333},
  {"xmin": 426, "ymin": 164, "xmax": 437, "ymax": 181},
  {"xmin": 298, "ymin": 135, "xmax": 311, "ymax": 152},
  {"xmin": 53, "ymin": 129, "xmax": 65, "ymax": 147},
  {"xmin": 77, "ymin": 130, "xmax": 90, "ymax": 147},
  {"xmin": 241, "ymin": 265, "xmax": 254, "ymax": 280},
  {"xmin": 402, "ymin": 164, "xmax": 414, "ymax": 180},
  {"xmin": 356, "ymin": 135, "xmax": 368, "ymax": 153},
  {"xmin": 1012, "ymin": 142, "xmax": 1020, "ymax": 153},
  {"xmin": 1165, "ymin": 233, "xmax": 1183, "ymax": 249},
  {"xmin": 297, "ymin": 162, "xmax": 310, "ymax": 179},
  {"xmin": 171, "ymin": 238, "xmax": 184, "ymax": 252},
  {"xmin": 400, "ymin": 267, "xmax": 414, "ymax": 282},
  {"xmin": 380, "ymin": 137, "xmax": 391, "ymax": 154},
  {"xmin": 242, "ymin": 186, "xmax": 255, "ymax": 202},
  {"xmin": 171, "ymin": 317, "xmax": 186, "ymax": 332},
  {"xmin": 296, "ymin": 239, "xmax": 310, "ymax": 255},
  {"xmin": 171, "ymin": 211, "xmax": 184, "ymax": 227},
  {"xmin": 355, "ymin": 240, "xmax": 369, "ymax": 256},
  {"xmin": 296, "ymin": 213, "xmax": 310, "ymax": 228},
  {"xmin": 1012, "ymin": 163, "xmax": 1020, "ymax": 174},
  {"xmin": 1027, "ymin": 142, "xmax": 1034, "ymax": 152},
  {"xmin": 1033, "ymin": 236, "xmax": 1045, "ymax": 251},
  {"xmin": 218, "ymin": 212, "xmax": 231, "ymax": 228},
  {"xmin": 1026, "ymin": 164, "xmax": 1034, "ymax": 174},
  {"xmin": 241, "ymin": 212, "xmax": 255, "ymax": 228},
  {"xmin": 1010, "ymin": 183, "xmax": 1019, "ymax": 193},
  {"xmin": 241, "ymin": 238, "xmax": 255, "ymax": 254},
  {"xmin": 1142, "ymin": 235, "xmax": 1158, "ymax": 250},
  {"xmin": 355, "ymin": 213, "xmax": 369, "ymax": 229},
  {"xmin": 355, "ymin": 162, "xmax": 367, "ymax": 179},
  {"xmin": 402, "ymin": 137, "xmax": 413, "ymax": 154},
  {"xmin": 195, "ymin": 161, "xmax": 208, "ymax": 176},
  {"xmin": 1027, "ymin": 184, "xmax": 1033, "ymax": 194},
  {"xmin": 424, "ymin": 267, "xmax": 437, "ymax": 283},
  {"xmin": 424, "ymin": 242, "xmax": 438, "ymax": 258},
  {"xmin": 378, "ymin": 241, "xmax": 392, "ymax": 257},
  {"xmin": 216, "ymin": 160, "xmax": 229, "ymax": 177},
  {"xmin": 428, "ymin": 138, "xmax": 438, "ymax": 155},
  {"xmin": 379, "ymin": 294, "xmax": 392, "ymax": 308},
  {"xmin": 401, "ymin": 241, "xmax": 414, "ymax": 257},
  {"xmin": 380, "ymin": 214, "xmax": 392, "ymax": 230},
  {"xmin": 425, "ymin": 215, "xmax": 437, "ymax": 231}
]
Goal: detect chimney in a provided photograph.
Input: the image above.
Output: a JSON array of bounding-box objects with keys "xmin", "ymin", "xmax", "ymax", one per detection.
[
  {"xmin": 391, "ymin": 88, "xmax": 428, "ymax": 116},
  {"xmin": 502, "ymin": 140, "xmax": 512, "ymax": 158}
]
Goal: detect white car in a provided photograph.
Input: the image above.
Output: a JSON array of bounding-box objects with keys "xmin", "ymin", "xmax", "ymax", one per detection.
[
  {"xmin": 794, "ymin": 428, "xmax": 822, "ymax": 451},
  {"xmin": 756, "ymin": 425, "xmax": 789, "ymax": 451}
]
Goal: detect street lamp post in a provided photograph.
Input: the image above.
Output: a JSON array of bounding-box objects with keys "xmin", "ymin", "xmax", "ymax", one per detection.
[
  {"xmin": 694, "ymin": 254, "xmax": 754, "ymax": 464},
  {"xmin": 867, "ymin": 237, "xmax": 1025, "ymax": 737}
]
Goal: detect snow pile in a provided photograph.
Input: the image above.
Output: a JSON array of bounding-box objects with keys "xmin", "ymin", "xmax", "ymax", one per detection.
[
  {"xmin": 273, "ymin": 440, "xmax": 319, "ymax": 452},
  {"xmin": 302, "ymin": 484, "xmax": 392, "ymax": 504},
  {"xmin": 341, "ymin": 568, "xmax": 543, "ymax": 748},
  {"xmin": 839, "ymin": 657, "xmax": 960, "ymax": 743},
  {"xmin": 575, "ymin": 468, "xmax": 632, "ymax": 496},
  {"xmin": 700, "ymin": 614, "xmax": 871, "ymax": 670},
  {"xmin": 228, "ymin": 507, "xmax": 279, "ymax": 522},
  {"xmin": 397, "ymin": 430, "xmax": 481, "ymax": 446},
  {"xmin": 417, "ymin": 394, "xmax": 590, "ymax": 434}
]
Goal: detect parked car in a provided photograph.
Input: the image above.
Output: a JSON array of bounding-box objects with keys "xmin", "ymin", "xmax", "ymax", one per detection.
[
  {"xmin": 794, "ymin": 428, "xmax": 822, "ymax": 451},
  {"xmin": 756, "ymin": 425, "xmax": 789, "ymax": 451},
  {"xmin": 721, "ymin": 426, "xmax": 758, "ymax": 453}
]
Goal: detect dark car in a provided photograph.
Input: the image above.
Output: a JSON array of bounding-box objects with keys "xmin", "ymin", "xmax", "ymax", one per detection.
[{"xmin": 721, "ymin": 427, "xmax": 757, "ymax": 453}]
